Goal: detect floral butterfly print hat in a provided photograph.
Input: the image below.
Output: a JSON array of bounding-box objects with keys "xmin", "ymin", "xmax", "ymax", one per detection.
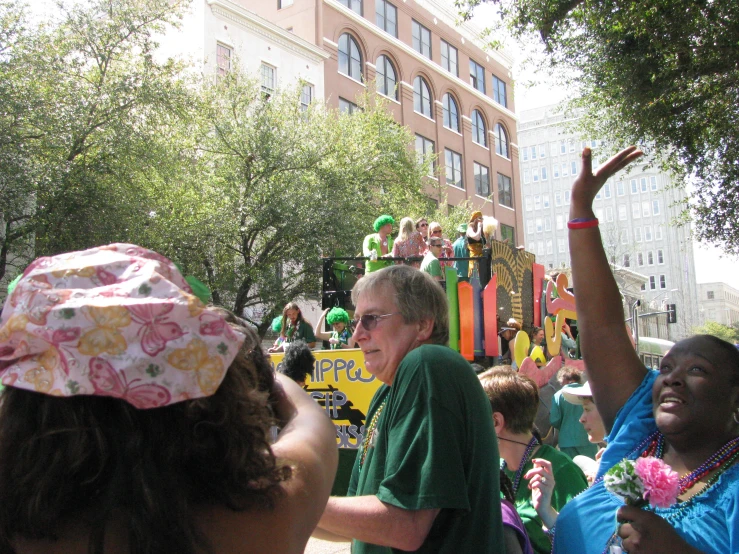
[{"xmin": 0, "ymin": 244, "xmax": 246, "ymax": 409}]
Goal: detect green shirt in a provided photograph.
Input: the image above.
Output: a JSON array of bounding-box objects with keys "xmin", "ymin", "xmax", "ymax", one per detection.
[
  {"xmin": 550, "ymin": 386, "xmax": 591, "ymax": 449},
  {"xmin": 419, "ymin": 252, "xmax": 442, "ymax": 278},
  {"xmin": 503, "ymin": 444, "xmax": 588, "ymax": 554},
  {"xmin": 348, "ymin": 345, "xmax": 505, "ymax": 554},
  {"xmin": 363, "ymin": 233, "xmax": 394, "ymax": 273},
  {"xmin": 284, "ymin": 320, "xmax": 315, "ymax": 344}
]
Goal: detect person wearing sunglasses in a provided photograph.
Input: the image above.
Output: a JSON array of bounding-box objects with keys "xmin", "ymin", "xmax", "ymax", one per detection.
[
  {"xmin": 428, "ymin": 222, "xmax": 454, "ymax": 271},
  {"xmin": 420, "ymin": 237, "xmax": 444, "ymax": 282},
  {"xmin": 414, "ymin": 217, "xmax": 429, "ymax": 247},
  {"xmin": 314, "ymin": 265, "xmax": 505, "ymax": 554}
]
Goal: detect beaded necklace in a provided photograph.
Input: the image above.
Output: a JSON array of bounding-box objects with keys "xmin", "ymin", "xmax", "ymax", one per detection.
[
  {"xmin": 501, "ymin": 435, "xmax": 540, "ymax": 496},
  {"xmin": 642, "ymin": 432, "xmax": 739, "ymax": 494},
  {"xmin": 359, "ymin": 398, "xmax": 387, "ymax": 471}
]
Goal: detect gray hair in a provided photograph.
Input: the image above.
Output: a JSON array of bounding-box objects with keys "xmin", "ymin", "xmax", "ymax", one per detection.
[{"xmin": 352, "ymin": 265, "xmax": 449, "ymax": 346}]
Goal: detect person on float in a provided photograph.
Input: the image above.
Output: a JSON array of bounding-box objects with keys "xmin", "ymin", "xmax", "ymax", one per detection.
[
  {"xmin": 451, "ymin": 223, "xmax": 469, "ymax": 282},
  {"xmin": 465, "ymin": 211, "xmax": 485, "ymax": 278},
  {"xmin": 316, "ymin": 307, "xmax": 355, "ymax": 349},
  {"xmin": 268, "ymin": 302, "xmax": 316, "ymax": 353},
  {"xmin": 391, "ymin": 217, "xmax": 425, "ymax": 268},
  {"xmin": 551, "ymin": 146, "xmax": 739, "ymax": 553},
  {"xmin": 427, "ymin": 222, "xmax": 454, "ymax": 271},
  {"xmin": 363, "ymin": 215, "xmax": 395, "ymax": 273}
]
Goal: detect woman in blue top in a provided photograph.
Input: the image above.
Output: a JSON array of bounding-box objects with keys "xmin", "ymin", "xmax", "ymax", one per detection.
[{"xmin": 554, "ymin": 146, "xmax": 739, "ymax": 554}]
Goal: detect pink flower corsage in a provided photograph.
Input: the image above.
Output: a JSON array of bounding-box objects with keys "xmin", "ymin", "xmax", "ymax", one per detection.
[{"xmin": 604, "ymin": 456, "xmax": 679, "ymax": 508}]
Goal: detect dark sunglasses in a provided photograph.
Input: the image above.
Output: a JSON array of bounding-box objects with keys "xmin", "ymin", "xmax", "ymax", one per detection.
[
  {"xmin": 350, "ymin": 312, "xmax": 399, "ymax": 331},
  {"xmin": 418, "ymin": 223, "xmax": 428, "ymax": 228}
]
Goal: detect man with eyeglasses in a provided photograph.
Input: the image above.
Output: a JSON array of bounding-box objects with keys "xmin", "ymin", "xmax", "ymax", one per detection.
[
  {"xmin": 420, "ymin": 237, "xmax": 444, "ymax": 282},
  {"xmin": 415, "ymin": 217, "xmax": 429, "ymax": 247},
  {"xmin": 314, "ymin": 265, "xmax": 505, "ymax": 554}
]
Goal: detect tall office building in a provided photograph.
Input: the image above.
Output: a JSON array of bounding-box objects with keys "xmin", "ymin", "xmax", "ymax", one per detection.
[
  {"xmin": 518, "ymin": 104, "xmax": 699, "ymax": 340},
  {"xmin": 249, "ymin": 0, "xmax": 523, "ymax": 244}
]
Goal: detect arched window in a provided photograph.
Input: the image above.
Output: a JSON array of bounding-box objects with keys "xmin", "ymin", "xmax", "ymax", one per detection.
[
  {"xmin": 376, "ymin": 55, "xmax": 397, "ymax": 100},
  {"xmin": 442, "ymin": 93, "xmax": 459, "ymax": 132},
  {"xmin": 413, "ymin": 76, "xmax": 433, "ymax": 118},
  {"xmin": 338, "ymin": 33, "xmax": 362, "ymax": 81},
  {"xmin": 471, "ymin": 109, "xmax": 487, "ymax": 147},
  {"xmin": 495, "ymin": 123, "xmax": 509, "ymax": 158}
]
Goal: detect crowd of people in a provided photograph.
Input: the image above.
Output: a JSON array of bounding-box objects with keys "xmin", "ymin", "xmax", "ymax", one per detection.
[{"xmin": 0, "ymin": 146, "xmax": 736, "ymax": 553}]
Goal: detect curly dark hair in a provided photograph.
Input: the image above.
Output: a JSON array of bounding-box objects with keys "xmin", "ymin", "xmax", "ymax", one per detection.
[
  {"xmin": 279, "ymin": 340, "xmax": 315, "ymax": 385},
  {"xmin": 0, "ymin": 311, "xmax": 290, "ymax": 554}
]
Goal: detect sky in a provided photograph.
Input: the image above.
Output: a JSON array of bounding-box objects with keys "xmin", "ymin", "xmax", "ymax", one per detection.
[{"xmin": 467, "ymin": 5, "xmax": 739, "ymax": 291}]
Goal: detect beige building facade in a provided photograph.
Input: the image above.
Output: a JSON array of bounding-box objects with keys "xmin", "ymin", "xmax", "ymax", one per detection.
[
  {"xmin": 697, "ymin": 282, "xmax": 739, "ymax": 327},
  {"xmin": 248, "ymin": 0, "xmax": 523, "ymax": 245}
]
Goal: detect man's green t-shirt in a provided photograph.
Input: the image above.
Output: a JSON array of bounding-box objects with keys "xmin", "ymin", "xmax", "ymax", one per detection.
[
  {"xmin": 419, "ymin": 252, "xmax": 442, "ymax": 278},
  {"xmin": 503, "ymin": 444, "xmax": 588, "ymax": 554},
  {"xmin": 347, "ymin": 345, "xmax": 505, "ymax": 554}
]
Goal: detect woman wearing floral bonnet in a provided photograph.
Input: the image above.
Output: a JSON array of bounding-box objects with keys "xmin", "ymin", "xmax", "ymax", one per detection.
[
  {"xmin": 465, "ymin": 210, "xmax": 485, "ymax": 278},
  {"xmin": 0, "ymin": 244, "xmax": 337, "ymax": 554},
  {"xmin": 552, "ymin": 147, "xmax": 739, "ymax": 553}
]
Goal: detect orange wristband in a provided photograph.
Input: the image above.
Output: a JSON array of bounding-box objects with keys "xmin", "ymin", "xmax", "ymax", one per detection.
[{"xmin": 567, "ymin": 218, "xmax": 599, "ymax": 230}]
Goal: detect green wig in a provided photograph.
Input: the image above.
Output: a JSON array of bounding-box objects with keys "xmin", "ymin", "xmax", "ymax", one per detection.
[
  {"xmin": 373, "ymin": 215, "xmax": 395, "ymax": 232},
  {"xmin": 326, "ymin": 307, "xmax": 350, "ymax": 326},
  {"xmin": 271, "ymin": 315, "xmax": 283, "ymax": 333}
]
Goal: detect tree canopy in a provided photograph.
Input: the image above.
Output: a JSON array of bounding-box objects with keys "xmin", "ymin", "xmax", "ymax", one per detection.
[
  {"xmin": 458, "ymin": 0, "xmax": 739, "ymax": 254},
  {"xmin": 0, "ymin": 0, "xmax": 435, "ymax": 333}
]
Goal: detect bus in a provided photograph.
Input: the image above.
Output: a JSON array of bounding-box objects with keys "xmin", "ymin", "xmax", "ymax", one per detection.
[{"xmin": 637, "ymin": 336, "xmax": 674, "ymax": 369}]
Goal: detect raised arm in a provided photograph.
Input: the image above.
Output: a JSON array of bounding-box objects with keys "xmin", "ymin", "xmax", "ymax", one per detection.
[
  {"xmin": 568, "ymin": 146, "xmax": 647, "ymax": 432},
  {"xmin": 315, "ymin": 308, "xmax": 332, "ymax": 341},
  {"xmin": 270, "ymin": 374, "xmax": 338, "ymax": 537}
]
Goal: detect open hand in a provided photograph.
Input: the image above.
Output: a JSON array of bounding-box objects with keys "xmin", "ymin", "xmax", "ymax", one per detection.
[
  {"xmin": 617, "ymin": 505, "xmax": 701, "ymax": 554},
  {"xmin": 570, "ymin": 146, "xmax": 643, "ymax": 217}
]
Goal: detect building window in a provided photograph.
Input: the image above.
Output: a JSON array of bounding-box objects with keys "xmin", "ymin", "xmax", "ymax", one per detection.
[
  {"xmin": 339, "ymin": 0, "xmax": 362, "ymax": 14},
  {"xmin": 376, "ymin": 55, "xmax": 397, "ymax": 100},
  {"xmin": 500, "ymin": 224, "xmax": 515, "ymax": 246},
  {"xmin": 555, "ymin": 191, "xmax": 562, "ymax": 206},
  {"xmin": 606, "ymin": 206, "xmax": 613, "ymax": 221},
  {"xmin": 658, "ymin": 249, "xmax": 664, "ymax": 264},
  {"xmin": 543, "ymin": 194, "xmax": 550, "ymax": 208},
  {"xmin": 445, "ymin": 149, "xmax": 463, "ymax": 189},
  {"xmin": 652, "ymin": 200, "xmax": 661, "ymax": 215},
  {"xmin": 338, "ymin": 34, "xmax": 362, "ymax": 81},
  {"xmin": 471, "ymin": 110, "xmax": 487, "ymax": 146},
  {"xmin": 470, "ymin": 59, "xmax": 485, "ymax": 93},
  {"xmin": 494, "ymin": 124, "xmax": 509, "ymax": 158},
  {"xmin": 539, "ymin": 144, "xmax": 546, "ymax": 158},
  {"xmin": 623, "ymin": 254, "xmax": 630, "ymax": 267},
  {"xmin": 531, "ymin": 145, "xmax": 537, "ymax": 159},
  {"xmin": 707, "ymin": 290, "xmax": 715, "ymax": 300},
  {"xmin": 278, "ymin": 0, "xmax": 294, "ymax": 7},
  {"xmin": 474, "ymin": 162, "xmax": 490, "ymax": 197},
  {"xmin": 659, "ymin": 275, "xmax": 666, "ymax": 289},
  {"xmin": 561, "ymin": 162, "xmax": 569, "ymax": 176},
  {"xmin": 650, "ymin": 176, "xmax": 658, "ymax": 191},
  {"xmin": 441, "ymin": 40, "xmax": 458, "ymax": 76},
  {"xmin": 650, "ymin": 275, "xmax": 656, "ymax": 290},
  {"xmin": 635, "ymin": 227, "xmax": 642, "ymax": 242},
  {"xmin": 560, "ymin": 141, "xmax": 566, "ymax": 154},
  {"xmin": 544, "ymin": 217, "xmax": 551, "ymax": 232},
  {"xmin": 492, "ymin": 75, "xmax": 507, "ymax": 107},
  {"xmin": 216, "ymin": 43, "xmax": 231, "ymax": 76},
  {"xmin": 558, "ymin": 240, "xmax": 566, "ymax": 253},
  {"xmin": 261, "ymin": 63, "xmax": 275, "ymax": 96},
  {"xmin": 413, "ymin": 76, "xmax": 433, "ymax": 118},
  {"xmin": 644, "ymin": 226, "xmax": 652, "ymax": 241},
  {"xmin": 553, "ymin": 164, "xmax": 560, "ymax": 178},
  {"xmin": 617, "ymin": 181, "xmax": 625, "ymax": 196},
  {"xmin": 640, "ymin": 177, "xmax": 648, "ymax": 192},
  {"xmin": 655, "ymin": 226, "xmax": 662, "ymax": 240},
  {"xmin": 564, "ymin": 190, "xmax": 571, "ymax": 204},
  {"xmin": 571, "ymin": 160, "xmax": 578, "ymax": 175},
  {"xmin": 647, "ymin": 251, "xmax": 654, "ymax": 265},
  {"xmin": 637, "ymin": 252, "xmax": 644, "ymax": 266},
  {"xmin": 630, "ymin": 179, "xmax": 638, "ymax": 194},
  {"xmin": 339, "ymin": 97, "xmax": 359, "ymax": 114},
  {"xmin": 300, "ymin": 83, "xmax": 313, "ymax": 111},
  {"xmin": 642, "ymin": 201, "xmax": 650, "ymax": 217},
  {"xmin": 375, "ymin": 0, "xmax": 397, "ymax": 37},
  {"xmin": 556, "ymin": 214, "xmax": 563, "ymax": 230},
  {"xmin": 525, "ymin": 196, "xmax": 533, "ymax": 211},
  {"xmin": 541, "ymin": 167, "xmax": 548, "ymax": 181},
  {"xmin": 523, "ymin": 168, "xmax": 530, "ymax": 184},
  {"xmin": 412, "ymin": 20, "xmax": 432, "ymax": 58},
  {"xmin": 536, "ymin": 218, "xmax": 542, "ymax": 232},
  {"xmin": 442, "ymin": 93, "xmax": 459, "ymax": 132},
  {"xmin": 604, "ymin": 183, "xmax": 612, "ymax": 198},
  {"xmin": 534, "ymin": 195, "xmax": 541, "ymax": 210},
  {"xmin": 621, "ymin": 230, "xmax": 629, "ymax": 244},
  {"xmin": 632, "ymin": 203, "xmax": 641, "ymax": 219},
  {"xmin": 415, "ymin": 134, "xmax": 435, "ymax": 177},
  {"xmin": 532, "ymin": 168, "xmax": 539, "ymax": 182},
  {"xmin": 498, "ymin": 173, "xmax": 513, "ymax": 208},
  {"xmin": 522, "ymin": 147, "xmax": 528, "ymax": 161}
]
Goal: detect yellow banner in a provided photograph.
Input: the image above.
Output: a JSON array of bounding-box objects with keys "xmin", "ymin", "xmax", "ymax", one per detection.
[{"xmin": 270, "ymin": 348, "xmax": 381, "ymax": 449}]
